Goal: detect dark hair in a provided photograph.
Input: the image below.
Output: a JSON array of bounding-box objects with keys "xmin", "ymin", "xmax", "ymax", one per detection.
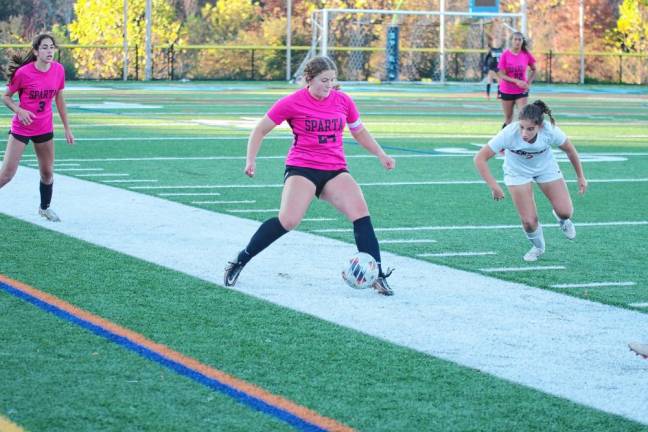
[
  {"xmin": 520, "ymin": 100, "xmax": 556, "ymax": 126},
  {"xmin": 511, "ymin": 31, "xmax": 529, "ymax": 53},
  {"xmin": 7, "ymin": 33, "xmax": 56, "ymax": 82},
  {"xmin": 302, "ymin": 55, "xmax": 338, "ymax": 84}
]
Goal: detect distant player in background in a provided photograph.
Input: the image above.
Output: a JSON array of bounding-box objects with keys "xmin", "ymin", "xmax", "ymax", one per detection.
[
  {"xmin": 498, "ymin": 32, "xmax": 536, "ymax": 128},
  {"xmin": 224, "ymin": 56, "xmax": 397, "ymax": 295},
  {"xmin": 1, "ymin": 33, "xmax": 74, "ymax": 221},
  {"xmin": 474, "ymin": 100, "xmax": 587, "ymax": 262},
  {"xmin": 483, "ymin": 43, "xmax": 503, "ymax": 100}
]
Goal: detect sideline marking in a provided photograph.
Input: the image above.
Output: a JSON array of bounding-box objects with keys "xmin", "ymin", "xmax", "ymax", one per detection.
[
  {"xmin": 0, "ymin": 275, "xmax": 354, "ymax": 432},
  {"xmin": 104, "ymin": 179, "xmax": 159, "ymax": 183},
  {"xmin": 159, "ymin": 192, "xmax": 221, "ymax": 196},
  {"xmin": 629, "ymin": 303, "xmax": 648, "ymax": 308},
  {"xmin": 227, "ymin": 208, "xmax": 280, "ymax": 213},
  {"xmin": 480, "ymin": 266, "xmax": 566, "ymax": 272},
  {"xmin": 418, "ymin": 251, "xmax": 496, "ymax": 257},
  {"xmin": 380, "ymin": 239, "xmax": 437, "ymax": 244},
  {"xmin": 192, "ymin": 200, "xmax": 256, "ymax": 204},
  {"xmin": 551, "ymin": 282, "xmax": 636, "ymax": 289},
  {"xmin": 127, "ymin": 178, "xmax": 648, "ymax": 190},
  {"xmin": 314, "ymin": 221, "xmax": 648, "ymax": 233}
]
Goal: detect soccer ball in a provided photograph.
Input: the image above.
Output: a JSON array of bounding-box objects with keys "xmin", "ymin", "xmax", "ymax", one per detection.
[{"xmin": 342, "ymin": 252, "xmax": 379, "ymax": 290}]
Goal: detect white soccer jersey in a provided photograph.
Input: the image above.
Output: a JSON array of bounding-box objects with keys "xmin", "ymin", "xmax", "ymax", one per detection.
[{"xmin": 488, "ymin": 120, "xmax": 567, "ymax": 179}]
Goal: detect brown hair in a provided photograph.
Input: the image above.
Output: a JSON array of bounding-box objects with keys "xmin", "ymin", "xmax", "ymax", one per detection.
[
  {"xmin": 511, "ymin": 31, "xmax": 529, "ymax": 53},
  {"xmin": 7, "ymin": 33, "xmax": 56, "ymax": 83},
  {"xmin": 520, "ymin": 100, "xmax": 556, "ymax": 126},
  {"xmin": 302, "ymin": 56, "xmax": 338, "ymax": 87}
]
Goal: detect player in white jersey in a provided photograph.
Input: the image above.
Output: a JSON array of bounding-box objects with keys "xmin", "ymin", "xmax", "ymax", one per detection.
[{"xmin": 474, "ymin": 100, "xmax": 587, "ymax": 262}]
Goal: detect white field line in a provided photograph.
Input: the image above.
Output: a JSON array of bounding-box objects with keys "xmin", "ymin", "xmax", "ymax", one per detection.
[
  {"xmin": 314, "ymin": 221, "xmax": 648, "ymax": 233},
  {"xmin": 629, "ymin": 303, "xmax": 648, "ymax": 308},
  {"xmin": 127, "ymin": 178, "xmax": 648, "ymax": 190},
  {"xmin": 27, "ymin": 163, "xmax": 81, "ymax": 167},
  {"xmin": 2, "ymin": 168, "xmax": 648, "ymax": 425},
  {"xmin": 418, "ymin": 251, "xmax": 496, "ymax": 257},
  {"xmin": 159, "ymin": 192, "xmax": 221, "ymax": 196},
  {"xmin": 76, "ymin": 173, "xmax": 130, "ymax": 177},
  {"xmin": 551, "ymin": 282, "xmax": 636, "ymax": 288},
  {"xmin": 26, "ymin": 153, "xmax": 648, "ymax": 163},
  {"xmin": 480, "ymin": 266, "xmax": 566, "ymax": 272},
  {"xmin": 226, "ymin": 208, "xmax": 280, "ymax": 213},
  {"xmin": 191, "ymin": 200, "xmax": 256, "ymax": 204},
  {"xmin": 302, "ymin": 218, "xmax": 337, "ymax": 222},
  {"xmin": 381, "ymin": 239, "xmax": 437, "ymax": 244},
  {"xmin": 50, "ymin": 168, "xmax": 105, "ymax": 172},
  {"xmin": 103, "ymin": 179, "xmax": 159, "ymax": 183},
  {"xmin": 44, "ymin": 135, "xmax": 648, "ymax": 142}
]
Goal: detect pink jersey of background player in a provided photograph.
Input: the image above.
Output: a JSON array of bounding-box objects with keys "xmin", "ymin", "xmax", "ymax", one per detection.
[
  {"xmin": 267, "ymin": 86, "xmax": 362, "ymax": 171},
  {"xmin": 498, "ymin": 50, "xmax": 536, "ymax": 95},
  {"xmin": 8, "ymin": 60, "xmax": 65, "ymax": 136}
]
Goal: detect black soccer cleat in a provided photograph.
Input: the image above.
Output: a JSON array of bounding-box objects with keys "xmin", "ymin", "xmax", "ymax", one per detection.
[
  {"xmin": 372, "ymin": 268, "xmax": 394, "ymax": 296},
  {"xmin": 224, "ymin": 260, "xmax": 245, "ymax": 287}
]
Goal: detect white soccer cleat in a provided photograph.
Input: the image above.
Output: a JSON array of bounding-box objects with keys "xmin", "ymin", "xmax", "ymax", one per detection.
[
  {"xmin": 38, "ymin": 207, "xmax": 61, "ymax": 222},
  {"xmin": 553, "ymin": 210, "xmax": 576, "ymax": 240},
  {"xmin": 523, "ymin": 246, "xmax": 544, "ymax": 262},
  {"xmin": 629, "ymin": 342, "xmax": 648, "ymax": 359}
]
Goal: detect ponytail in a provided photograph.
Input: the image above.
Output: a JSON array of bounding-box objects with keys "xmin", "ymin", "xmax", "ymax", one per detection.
[
  {"xmin": 520, "ymin": 100, "xmax": 555, "ymax": 126},
  {"xmin": 7, "ymin": 33, "xmax": 56, "ymax": 83}
]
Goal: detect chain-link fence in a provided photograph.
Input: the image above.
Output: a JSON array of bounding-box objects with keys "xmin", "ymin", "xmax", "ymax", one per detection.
[{"xmin": 1, "ymin": 43, "xmax": 646, "ymax": 84}]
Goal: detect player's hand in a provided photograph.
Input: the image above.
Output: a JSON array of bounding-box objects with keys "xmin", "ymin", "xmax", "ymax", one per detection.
[
  {"xmin": 64, "ymin": 128, "xmax": 75, "ymax": 145},
  {"xmin": 379, "ymin": 154, "xmax": 396, "ymax": 171},
  {"xmin": 517, "ymin": 80, "xmax": 529, "ymax": 90},
  {"xmin": 245, "ymin": 161, "xmax": 256, "ymax": 177},
  {"xmin": 491, "ymin": 185, "xmax": 505, "ymax": 201},
  {"xmin": 577, "ymin": 176, "xmax": 588, "ymax": 195},
  {"xmin": 16, "ymin": 108, "xmax": 35, "ymax": 126}
]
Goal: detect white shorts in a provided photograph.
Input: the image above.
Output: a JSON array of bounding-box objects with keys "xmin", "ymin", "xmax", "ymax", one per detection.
[{"xmin": 504, "ymin": 170, "xmax": 563, "ymax": 186}]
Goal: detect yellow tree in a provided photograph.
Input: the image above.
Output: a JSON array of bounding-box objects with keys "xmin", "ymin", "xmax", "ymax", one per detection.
[{"xmin": 69, "ymin": 0, "xmax": 183, "ymax": 79}]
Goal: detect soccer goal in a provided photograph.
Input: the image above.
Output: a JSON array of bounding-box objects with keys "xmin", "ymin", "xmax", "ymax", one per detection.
[{"xmin": 296, "ymin": 7, "xmax": 524, "ymax": 83}]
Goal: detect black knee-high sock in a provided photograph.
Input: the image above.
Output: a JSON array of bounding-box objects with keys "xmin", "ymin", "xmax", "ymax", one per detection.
[
  {"xmin": 486, "ymin": 83, "xmax": 491, "ymax": 97},
  {"xmin": 353, "ymin": 215, "xmax": 385, "ymax": 276},
  {"xmin": 237, "ymin": 217, "xmax": 288, "ymax": 264},
  {"xmin": 39, "ymin": 181, "xmax": 53, "ymax": 210}
]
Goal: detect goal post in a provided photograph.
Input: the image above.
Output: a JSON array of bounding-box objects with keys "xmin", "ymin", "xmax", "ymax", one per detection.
[{"xmin": 298, "ymin": 7, "xmax": 524, "ymax": 83}]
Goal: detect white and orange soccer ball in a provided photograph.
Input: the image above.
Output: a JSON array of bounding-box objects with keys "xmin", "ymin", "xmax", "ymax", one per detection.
[{"xmin": 342, "ymin": 252, "xmax": 379, "ymax": 290}]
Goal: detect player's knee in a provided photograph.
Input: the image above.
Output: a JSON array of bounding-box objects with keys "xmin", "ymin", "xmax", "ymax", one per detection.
[
  {"xmin": 521, "ymin": 217, "xmax": 538, "ymax": 232},
  {"xmin": 278, "ymin": 214, "xmax": 300, "ymax": 231},
  {"xmin": 0, "ymin": 167, "xmax": 17, "ymax": 186}
]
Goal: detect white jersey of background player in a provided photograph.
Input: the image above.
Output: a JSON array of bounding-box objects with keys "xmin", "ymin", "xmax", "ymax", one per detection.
[{"xmin": 474, "ymin": 100, "xmax": 588, "ymax": 262}]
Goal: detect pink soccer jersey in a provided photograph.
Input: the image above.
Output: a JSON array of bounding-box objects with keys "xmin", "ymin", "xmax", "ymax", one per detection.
[
  {"xmin": 498, "ymin": 50, "xmax": 536, "ymax": 95},
  {"xmin": 8, "ymin": 61, "xmax": 65, "ymax": 136},
  {"xmin": 267, "ymin": 87, "xmax": 362, "ymax": 170}
]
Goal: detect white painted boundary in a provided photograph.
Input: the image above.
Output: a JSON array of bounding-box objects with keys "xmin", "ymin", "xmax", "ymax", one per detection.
[
  {"xmin": 418, "ymin": 251, "xmax": 496, "ymax": 257},
  {"xmin": 551, "ymin": 282, "xmax": 636, "ymax": 289},
  {"xmin": 1, "ymin": 168, "xmax": 647, "ymax": 425},
  {"xmin": 480, "ymin": 265, "xmax": 566, "ymax": 272}
]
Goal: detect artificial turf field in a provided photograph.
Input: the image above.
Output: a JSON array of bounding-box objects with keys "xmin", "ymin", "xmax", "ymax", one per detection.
[{"xmin": 1, "ymin": 81, "xmax": 647, "ymax": 431}]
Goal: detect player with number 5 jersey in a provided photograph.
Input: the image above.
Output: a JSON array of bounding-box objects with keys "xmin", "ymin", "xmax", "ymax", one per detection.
[
  {"xmin": 1, "ymin": 33, "xmax": 74, "ymax": 222},
  {"xmin": 224, "ymin": 56, "xmax": 397, "ymax": 295}
]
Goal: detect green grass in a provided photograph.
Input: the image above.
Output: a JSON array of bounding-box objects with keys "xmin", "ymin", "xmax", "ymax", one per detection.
[{"xmin": 1, "ymin": 82, "xmax": 648, "ymax": 431}]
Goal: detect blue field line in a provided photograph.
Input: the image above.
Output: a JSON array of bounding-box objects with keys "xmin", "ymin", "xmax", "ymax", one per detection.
[
  {"xmin": 346, "ymin": 138, "xmax": 445, "ymax": 155},
  {"xmin": 0, "ymin": 280, "xmax": 330, "ymax": 432}
]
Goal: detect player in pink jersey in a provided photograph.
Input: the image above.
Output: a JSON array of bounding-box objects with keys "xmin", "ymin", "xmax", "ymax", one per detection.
[
  {"xmin": 224, "ymin": 56, "xmax": 397, "ymax": 295},
  {"xmin": 497, "ymin": 32, "xmax": 537, "ymax": 128},
  {"xmin": 1, "ymin": 33, "xmax": 74, "ymax": 222}
]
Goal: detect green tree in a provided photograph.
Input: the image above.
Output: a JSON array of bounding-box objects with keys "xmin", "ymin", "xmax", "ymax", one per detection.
[
  {"xmin": 606, "ymin": 0, "xmax": 648, "ymax": 52},
  {"xmin": 68, "ymin": 0, "xmax": 183, "ymax": 79}
]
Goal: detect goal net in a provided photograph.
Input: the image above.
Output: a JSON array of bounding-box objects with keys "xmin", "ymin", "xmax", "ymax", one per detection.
[{"xmin": 297, "ymin": 8, "xmax": 523, "ymax": 83}]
